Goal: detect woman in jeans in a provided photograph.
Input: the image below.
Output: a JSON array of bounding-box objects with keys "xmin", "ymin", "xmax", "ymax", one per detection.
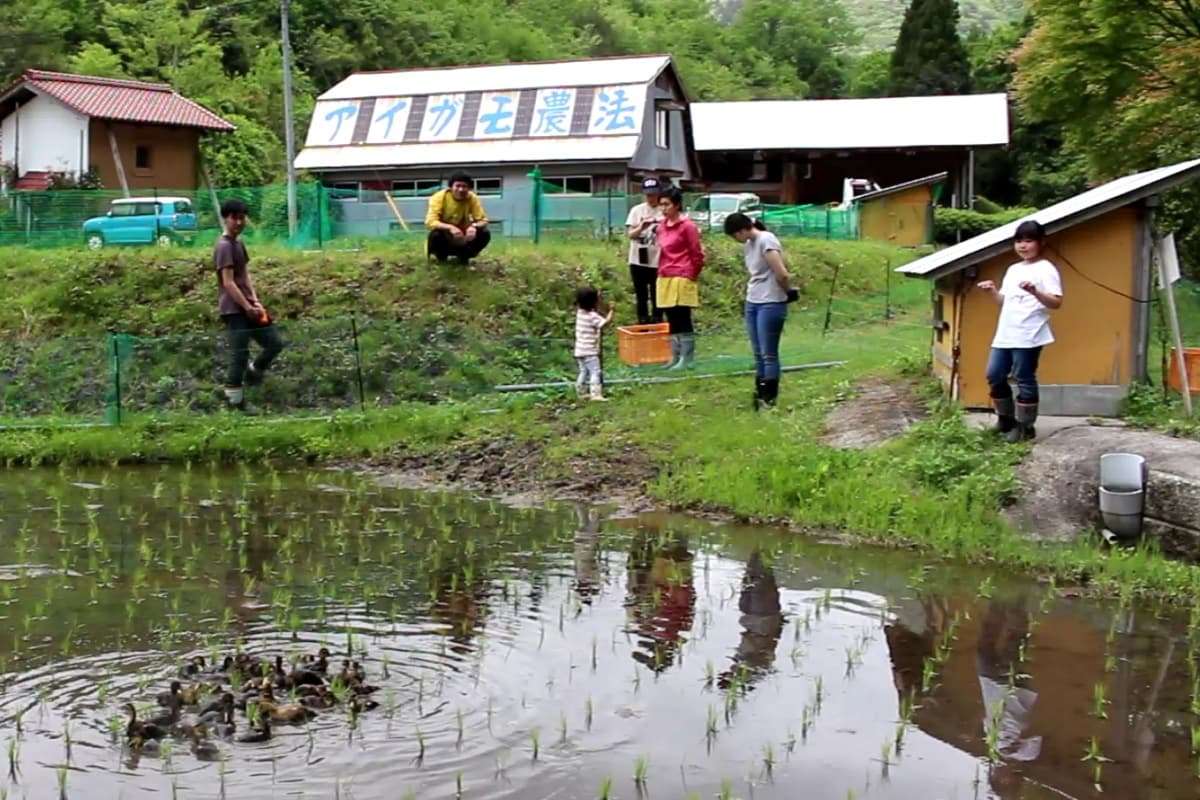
[
  {"xmin": 724, "ymin": 213, "xmax": 795, "ymax": 408},
  {"xmin": 655, "ymin": 186, "xmax": 705, "ymax": 369}
]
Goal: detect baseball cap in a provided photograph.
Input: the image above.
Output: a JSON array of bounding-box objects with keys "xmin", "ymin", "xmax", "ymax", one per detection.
[{"xmin": 641, "ymin": 177, "xmax": 661, "ymax": 192}]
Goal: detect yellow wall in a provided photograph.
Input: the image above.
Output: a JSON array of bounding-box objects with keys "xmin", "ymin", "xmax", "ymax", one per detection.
[
  {"xmin": 937, "ymin": 207, "xmax": 1142, "ymax": 408},
  {"xmin": 89, "ymin": 120, "xmax": 200, "ymax": 190},
  {"xmin": 860, "ymin": 185, "xmax": 933, "ymax": 247}
]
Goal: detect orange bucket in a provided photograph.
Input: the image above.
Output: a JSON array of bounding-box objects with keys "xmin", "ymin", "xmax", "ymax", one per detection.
[
  {"xmin": 617, "ymin": 323, "xmax": 671, "ymax": 366},
  {"xmin": 1167, "ymin": 347, "xmax": 1200, "ymax": 395}
]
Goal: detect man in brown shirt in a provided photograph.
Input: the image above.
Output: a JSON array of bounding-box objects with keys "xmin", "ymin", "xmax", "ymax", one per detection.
[{"xmin": 215, "ymin": 199, "xmax": 283, "ymax": 413}]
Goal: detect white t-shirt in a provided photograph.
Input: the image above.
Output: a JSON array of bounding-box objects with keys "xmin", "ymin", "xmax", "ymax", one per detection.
[
  {"xmin": 625, "ymin": 202, "xmax": 661, "ymax": 268},
  {"xmin": 991, "ymin": 258, "xmax": 1063, "ymax": 348}
]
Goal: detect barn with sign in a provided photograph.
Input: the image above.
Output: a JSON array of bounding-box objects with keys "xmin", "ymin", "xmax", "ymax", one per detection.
[{"xmin": 294, "ymin": 55, "xmax": 696, "ymax": 238}]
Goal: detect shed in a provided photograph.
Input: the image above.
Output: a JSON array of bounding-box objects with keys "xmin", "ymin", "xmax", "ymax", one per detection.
[
  {"xmin": 293, "ymin": 55, "xmax": 696, "ymax": 238},
  {"xmin": 897, "ymin": 158, "xmax": 1200, "ymax": 417},
  {"xmin": 0, "ymin": 69, "xmax": 234, "ymax": 191},
  {"xmin": 855, "ymin": 172, "xmax": 946, "ymax": 247},
  {"xmin": 690, "ymin": 94, "xmax": 1008, "ymax": 207}
]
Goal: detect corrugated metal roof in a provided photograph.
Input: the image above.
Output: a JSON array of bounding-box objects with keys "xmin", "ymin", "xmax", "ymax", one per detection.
[
  {"xmin": 1, "ymin": 70, "xmax": 234, "ymax": 131},
  {"xmin": 898, "ymin": 158, "xmax": 1200, "ymax": 280},
  {"xmin": 319, "ymin": 55, "xmax": 672, "ymax": 100},
  {"xmin": 691, "ymin": 94, "xmax": 1009, "ymax": 151},
  {"xmin": 295, "ymin": 135, "xmax": 640, "ymax": 170}
]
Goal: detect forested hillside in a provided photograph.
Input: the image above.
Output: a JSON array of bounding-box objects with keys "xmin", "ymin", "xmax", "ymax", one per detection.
[{"xmin": 842, "ymin": 0, "xmax": 1025, "ymax": 49}]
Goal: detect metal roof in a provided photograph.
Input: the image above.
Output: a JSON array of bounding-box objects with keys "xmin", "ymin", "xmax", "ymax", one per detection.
[
  {"xmin": 898, "ymin": 158, "xmax": 1200, "ymax": 280},
  {"xmin": 0, "ymin": 70, "xmax": 234, "ymax": 131},
  {"xmin": 691, "ymin": 94, "xmax": 1009, "ymax": 151},
  {"xmin": 855, "ymin": 172, "xmax": 948, "ymax": 203},
  {"xmin": 294, "ymin": 135, "xmax": 641, "ymax": 170},
  {"xmin": 319, "ymin": 55, "xmax": 673, "ymax": 100},
  {"xmin": 112, "ymin": 196, "xmax": 193, "ymax": 203}
]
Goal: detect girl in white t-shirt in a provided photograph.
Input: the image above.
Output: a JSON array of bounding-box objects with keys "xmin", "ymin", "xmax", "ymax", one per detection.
[{"xmin": 976, "ymin": 220, "xmax": 1064, "ymax": 442}]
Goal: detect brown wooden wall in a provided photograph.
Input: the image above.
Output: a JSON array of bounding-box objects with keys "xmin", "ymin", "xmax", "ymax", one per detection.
[{"xmin": 88, "ymin": 120, "xmax": 200, "ymax": 191}]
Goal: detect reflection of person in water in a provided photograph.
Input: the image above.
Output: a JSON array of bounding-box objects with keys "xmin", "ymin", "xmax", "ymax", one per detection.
[
  {"xmin": 573, "ymin": 505, "xmax": 604, "ymax": 604},
  {"xmin": 884, "ymin": 594, "xmax": 950, "ymax": 699},
  {"xmin": 718, "ymin": 549, "xmax": 784, "ymax": 690},
  {"xmin": 977, "ymin": 599, "xmax": 1042, "ymax": 763},
  {"xmin": 625, "ymin": 528, "xmax": 695, "ymax": 672}
]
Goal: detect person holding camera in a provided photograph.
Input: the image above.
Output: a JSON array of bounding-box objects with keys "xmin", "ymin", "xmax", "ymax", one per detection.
[
  {"xmin": 723, "ymin": 212, "xmax": 797, "ymax": 409},
  {"xmin": 625, "ymin": 177, "xmax": 663, "ymax": 324}
]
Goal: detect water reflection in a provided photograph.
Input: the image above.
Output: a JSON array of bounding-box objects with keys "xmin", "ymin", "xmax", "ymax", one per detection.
[
  {"xmin": 718, "ymin": 549, "xmax": 783, "ymax": 691},
  {"xmin": 625, "ymin": 527, "xmax": 695, "ymax": 672}
]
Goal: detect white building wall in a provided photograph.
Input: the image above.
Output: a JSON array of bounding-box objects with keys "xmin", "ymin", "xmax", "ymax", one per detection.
[{"xmin": 0, "ymin": 94, "xmax": 89, "ymax": 177}]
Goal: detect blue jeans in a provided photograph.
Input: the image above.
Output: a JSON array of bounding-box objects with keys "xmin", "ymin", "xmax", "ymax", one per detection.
[
  {"xmin": 745, "ymin": 302, "xmax": 787, "ymax": 380},
  {"xmin": 986, "ymin": 347, "xmax": 1042, "ymax": 404}
]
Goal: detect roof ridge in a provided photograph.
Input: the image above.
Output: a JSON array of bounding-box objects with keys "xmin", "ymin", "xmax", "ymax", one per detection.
[
  {"xmin": 347, "ymin": 53, "xmax": 670, "ymax": 78},
  {"xmin": 25, "ymin": 69, "xmax": 171, "ymax": 92}
]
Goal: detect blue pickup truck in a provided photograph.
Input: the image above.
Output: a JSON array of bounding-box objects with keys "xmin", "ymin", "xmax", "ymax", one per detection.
[{"xmin": 82, "ymin": 197, "xmax": 198, "ymax": 249}]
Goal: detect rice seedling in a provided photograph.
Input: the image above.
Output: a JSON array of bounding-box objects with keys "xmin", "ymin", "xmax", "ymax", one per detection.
[
  {"xmin": 559, "ymin": 713, "xmax": 568, "ymax": 745},
  {"xmin": 57, "ymin": 765, "xmax": 68, "ymax": 799},
  {"xmin": 415, "ymin": 727, "xmax": 426, "ymax": 765},
  {"xmin": 456, "ymin": 771, "xmax": 464, "ymax": 798},
  {"xmin": 634, "ymin": 754, "xmax": 649, "ymax": 785},
  {"xmin": 762, "ymin": 743, "xmax": 776, "ymax": 778},
  {"xmin": 598, "ymin": 776, "xmax": 614, "ymax": 800},
  {"xmin": 585, "ymin": 696, "xmax": 594, "ymax": 731},
  {"xmin": 706, "ymin": 704, "xmax": 719, "ymax": 738},
  {"xmin": 717, "ymin": 778, "xmax": 733, "ymax": 800},
  {"xmin": 530, "ymin": 727, "xmax": 540, "ymax": 761},
  {"xmin": 1091, "ymin": 682, "xmax": 1109, "ymax": 719}
]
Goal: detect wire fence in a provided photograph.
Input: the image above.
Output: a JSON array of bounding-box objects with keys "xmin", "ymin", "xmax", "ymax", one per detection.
[{"xmin": 0, "ymin": 181, "xmax": 862, "ymax": 251}]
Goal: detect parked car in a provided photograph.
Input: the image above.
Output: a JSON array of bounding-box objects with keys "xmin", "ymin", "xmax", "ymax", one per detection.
[
  {"xmin": 690, "ymin": 193, "xmax": 762, "ymax": 230},
  {"xmin": 82, "ymin": 197, "xmax": 198, "ymax": 249}
]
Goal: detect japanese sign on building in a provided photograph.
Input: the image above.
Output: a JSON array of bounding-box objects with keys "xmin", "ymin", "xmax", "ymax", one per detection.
[
  {"xmin": 588, "ymin": 86, "xmax": 643, "ymax": 136},
  {"xmin": 367, "ymin": 97, "xmax": 412, "ymax": 144},
  {"xmin": 529, "ymin": 88, "xmax": 577, "ymax": 137},
  {"xmin": 474, "ymin": 92, "xmax": 518, "ymax": 139},
  {"xmin": 305, "ymin": 100, "xmax": 361, "ymax": 147},
  {"xmin": 419, "ymin": 93, "xmax": 466, "ymax": 142}
]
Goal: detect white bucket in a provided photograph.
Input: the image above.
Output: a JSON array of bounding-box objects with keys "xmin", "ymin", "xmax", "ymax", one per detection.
[{"xmin": 1099, "ymin": 453, "xmax": 1147, "ymax": 539}]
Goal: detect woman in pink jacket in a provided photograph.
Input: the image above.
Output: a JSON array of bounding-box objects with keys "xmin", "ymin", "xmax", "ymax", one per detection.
[{"xmin": 655, "ymin": 186, "xmax": 705, "ymax": 369}]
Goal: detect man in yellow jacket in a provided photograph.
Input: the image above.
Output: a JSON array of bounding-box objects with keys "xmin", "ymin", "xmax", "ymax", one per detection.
[{"xmin": 425, "ymin": 171, "xmax": 491, "ymax": 263}]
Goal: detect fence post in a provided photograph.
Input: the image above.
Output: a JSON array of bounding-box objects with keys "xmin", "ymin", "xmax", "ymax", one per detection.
[
  {"xmin": 825, "ymin": 207, "xmax": 832, "ymax": 240},
  {"xmin": 350, "ymin": 315, "xmax": 366, "ymax": 414},
  {"xmin": 527, "ymin": 165, "xmax": 542, "ymax": 244},
  {"xmin": 109, "ymin": 333, "xmax": 123, "ymax": 425},
  {"xmin": 884, "ymin": 258, "xmax": 892, "ymax": 322},
  {"xmin": 822, "ymin": 263, "xmax": 840, "ymax": 338}
]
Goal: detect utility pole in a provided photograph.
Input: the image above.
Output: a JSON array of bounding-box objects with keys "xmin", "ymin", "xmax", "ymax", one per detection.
[{"xmin": 281, "ymin": 0, "xmax": 298, "ymax": 239}]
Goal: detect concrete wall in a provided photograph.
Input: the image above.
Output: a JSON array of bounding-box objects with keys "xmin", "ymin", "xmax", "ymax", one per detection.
[
  {"xmin": 0, "ymin": 94, "xmax": 89, "ymax": 176},
  {"xmin": 931, "ymin": 206, "xmax": 1145, "ymax": 415},
  {"xmin": 327, "ymin": 163, "xmax": 633, "ymax": 239},
  {"xmin": 859, "ymin": 185, "xmax": 934, "ymax": 247},
  {"xmin": 88, "ymin": 120, "xmax": 200, "ymax": 191}
]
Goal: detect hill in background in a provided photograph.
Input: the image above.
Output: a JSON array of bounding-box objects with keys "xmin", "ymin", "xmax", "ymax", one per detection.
[{"xmin": 843, "ymin": 0, "xmax": 1025, "ymax": 50}]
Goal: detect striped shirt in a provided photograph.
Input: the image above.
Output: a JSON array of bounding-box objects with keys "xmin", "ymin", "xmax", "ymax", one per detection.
[{"xmin": 574, "ymin": 310, "xmax": 609, "ymax": 357}]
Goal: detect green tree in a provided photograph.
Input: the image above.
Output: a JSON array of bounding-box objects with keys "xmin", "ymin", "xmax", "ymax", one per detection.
[
  {"xmin": 847, "ymin": 50, "xmax": 891, "ymax": 96},
  {"xmin": 731, "ymin": 0, "xmax": 859, "ymax": 97},
  {"xmin": 889, "ymin": 0, "xmax": 972, "ymax": 95}
]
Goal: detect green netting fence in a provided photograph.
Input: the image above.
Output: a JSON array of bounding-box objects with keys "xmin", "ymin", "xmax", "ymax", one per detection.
[{"xmin": 0, "ymin": 182, "xmax": 861, "ymax": 250}]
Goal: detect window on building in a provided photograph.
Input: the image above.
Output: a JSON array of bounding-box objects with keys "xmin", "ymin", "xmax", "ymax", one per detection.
[
  {"xmin": 472, "ymin": 177, "xmax": 503, "ymax": 196},
  {"xmin": 329, "ymin": 182, "xmax": 360, "ymax": 201},
  {"xmin": 655, "ymin": 108, "xmax": 669, "ymax": 149},
  {"xmin": 134, "ymin": 145, "xmax": 152, "ymax": 171},
  {"xmin": 391, "ymin": 179, "xmax": 442, "ymax": 197},
  {"xmin": 542, "ymin": 176, "xmax": 593, "ymax": 195}
]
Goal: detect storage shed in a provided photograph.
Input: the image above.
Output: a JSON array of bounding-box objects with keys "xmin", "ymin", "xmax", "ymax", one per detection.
[
  {"xmin": 856, "ymin": 172, "xmax": 946, "ymax": 247},
  {"xmin": 897, "ymin": 158, "xmax": 1200, "ymax": 417}
]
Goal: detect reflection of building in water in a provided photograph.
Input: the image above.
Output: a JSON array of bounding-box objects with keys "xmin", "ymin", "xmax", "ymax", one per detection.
[
  {"xmin": 625, "ymin": 528, "xmax": 695, "ymax": 672},
  {"xmin": 718, "ymin": 549, "xmax": 783, "ymax": 690},
  {"xmin": 573, "ymin": 505, "xmax": 604, "ymax": 604},
  {"xmin": 977, "ymin": 600, "xmax": 1042, "ymax": 762}
]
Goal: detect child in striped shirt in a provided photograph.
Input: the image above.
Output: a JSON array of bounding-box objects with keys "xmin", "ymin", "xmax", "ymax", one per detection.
[{"xmin": 574, "ymin": 286, "xmax": 614, "ymax": 401}]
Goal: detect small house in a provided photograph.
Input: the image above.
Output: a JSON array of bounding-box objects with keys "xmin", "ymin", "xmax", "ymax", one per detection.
[
  {"xmin": 0, "ymin": 69, "xmax": 234, "ymax": 192},
  {"xmin": 689, "ymin": 94, "xmax": 1008, "ymax": 207},
  {"xmin": 293, "ymin": 55, "xmax": 697, "ymax": 238},
  {"xmin": 898, "ymin": 158, "xmax": 1200, "ymax": 416},
  {"xmin": 856, "ymin": 172, "xmax": 946, "ymax": 247}
]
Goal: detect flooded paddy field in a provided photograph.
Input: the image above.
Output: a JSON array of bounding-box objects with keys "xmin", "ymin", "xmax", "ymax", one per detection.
[{"xmin": 0, "ymin": 465, "xmax": 1197, "ymax": 799}]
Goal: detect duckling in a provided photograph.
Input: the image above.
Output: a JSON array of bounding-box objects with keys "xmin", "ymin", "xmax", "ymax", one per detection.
[
  {"xmin": 256, "ymin": 687, "xmax": 318, "ymax": 723},
  {"xmin": 156, "ymin": 680, "xmax": 183, "ymax": 708},
  {"xmin": 299, "ymin": 686, "xmax": 336, "ymax": 710},
  {"xmin": 349, "ymin": 694, "xmax": 379, "ymax": 714},
  {"xmin": 129, "ymin": 734, "xmax": 161, "ymax": 755},
  {"xmin": 213, "ymin": 704, "xmax": 237, "ymax": 739},
  {"xmin": 235, "ymin": 717, "xmax": 271, "ymax": 744},
  {"xmin": 301, "ymin": 648, "xmax": 331, "ymax": 675},
  {"xmin": 178, "ymin": 683, "xmax": 207, "ymax": 706},
  {"xmin": 146, "ymin": 694, "xmax": 182, "ymax": 729},
  {"xmin": 198, "ymin": 692, "xmax": 235, "ymax": 720},
  {"xmin": 208, "ymin": 655, "xmax": 235, "ymax": 676},
  {"xmin": 287, "ymin": 656, "xmax": 325, "ymax": 688},
  {"xmin": 178, "ymin": 656, "xmax": 206, "ymax": 679},
  {"xmin": 188, "ymin": 728, "xmax": 221, "ymax": 761},
  {"xmin": 124, "ymin": 703, "xmax": 169, "ymax": 742}
]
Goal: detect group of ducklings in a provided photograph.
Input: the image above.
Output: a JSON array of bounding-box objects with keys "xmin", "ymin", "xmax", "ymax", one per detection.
[{"xmin": 123, "ymin": 648, "xmax": 380, "ymax": 758}]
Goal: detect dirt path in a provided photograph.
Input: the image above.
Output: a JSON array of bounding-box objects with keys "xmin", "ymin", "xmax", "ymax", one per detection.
[{"xmin": 820, "ymin": 377, "xmax": 926, "ymax": 449}]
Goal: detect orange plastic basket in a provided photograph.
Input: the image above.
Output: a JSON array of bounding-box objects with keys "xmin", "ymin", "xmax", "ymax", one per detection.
[
  {"xmin": 617, "ymin": 323, "xmax": 671, "ymax": 366},
  {"xmin": 1168, "ymin": 347, "xmax": 1200, "ymax": 395}
]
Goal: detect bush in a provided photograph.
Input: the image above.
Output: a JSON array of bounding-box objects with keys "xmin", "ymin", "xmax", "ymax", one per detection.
[{"xmin": 934, "ymin": 206, "xmax": 1035, "ymax": 244}]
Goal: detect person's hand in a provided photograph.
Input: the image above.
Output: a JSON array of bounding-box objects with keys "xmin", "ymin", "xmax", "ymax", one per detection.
[
  {"xmin": 465, "ymin": 225, "xmax": 477, "ymax": 242},
  {"xmin": 1019, "ymin": 280, "xmax": 1038, "ymax": 295},
  {"xmin": 786, "ymin": 288, "xmax": 800, "ymax": 304},
  {"xmin": 977, "ymin": 280, "xmax": 997, "ymax": 292}
]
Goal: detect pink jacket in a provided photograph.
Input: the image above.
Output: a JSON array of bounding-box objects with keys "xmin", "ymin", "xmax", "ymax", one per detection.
[{"xmin": 656, "ymin": 216, "xmax": 705, "ymax": 280}]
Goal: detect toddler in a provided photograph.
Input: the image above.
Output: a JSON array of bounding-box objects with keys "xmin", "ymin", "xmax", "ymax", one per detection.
[{"xmin": 574, "ymin": 286, "xmax": 614, "ymax": 401}]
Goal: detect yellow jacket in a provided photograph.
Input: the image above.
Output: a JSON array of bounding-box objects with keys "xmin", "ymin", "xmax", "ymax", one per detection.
[{"xmin": 425, "ymin": 189, "xmax": 488, "ymax": 231}]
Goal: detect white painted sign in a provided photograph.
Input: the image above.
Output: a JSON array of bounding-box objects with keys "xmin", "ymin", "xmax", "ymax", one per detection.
[
  {"xmin": 473, "ymin": 91, "xmax": 518, "ymax": 139},
  {"xmin": 366, "ymin": 97, "xmax": 413, "ymax": 144},
  {"xmin": 305, "ymin": 100, "xmax": 361, "ymax": 147},
  {"xmin": 587, "ymin": 85, "xmax": 644, "ymax": 136},
  {"xmin": 529, "ymin": 88, "xmax": 576, "ymax": 137},
  {"xmin": 419, "ymin": 93, "xmax": 466, "ymax": 142},
  {"xmin": 1158, "ymin": 233, "xmax": 1182, "ymax": 285}
]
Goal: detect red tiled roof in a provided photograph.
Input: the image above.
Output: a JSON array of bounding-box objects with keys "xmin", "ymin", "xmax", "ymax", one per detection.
[
  {"xmin": 14, "ymin": 171, "xmax": 53, "ymax": 191},
  {"xmin": 6, "ymin": 70, "xmax": 234, "ymax": 132}
]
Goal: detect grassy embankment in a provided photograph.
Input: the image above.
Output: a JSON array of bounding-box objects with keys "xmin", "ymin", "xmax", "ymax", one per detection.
[{"xmin": 2, "ymin": 235, "xmax": 1200, "ymax": 603}]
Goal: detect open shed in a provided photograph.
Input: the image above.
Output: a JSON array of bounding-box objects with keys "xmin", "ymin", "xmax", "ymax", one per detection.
[
  {"xmin": 897, "ymin": 158, "xmax": 1200, "ymax": 417},
  {"xmin": 856, "ymin": 172, "xmax": 946, "ymax": 247}
]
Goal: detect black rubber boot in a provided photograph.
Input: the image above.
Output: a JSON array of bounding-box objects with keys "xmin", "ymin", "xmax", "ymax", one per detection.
[
  {"xmin": 753, "ymin": 379, "xmax": 765, "ymax": 411},
  {"xmin": 1006, "ymin": 401, "xmax": 1038, "ymax": 442},
  {"xmin": 761, "ymin": 379, "xmax": 779, "ymax": 407},
  {"xmin": 991, "ymin": 397, "xmax": 1015, "ymax": 435}
]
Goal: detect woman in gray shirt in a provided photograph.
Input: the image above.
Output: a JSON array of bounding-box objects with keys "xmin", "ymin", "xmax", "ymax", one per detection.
[{"xmin": 724, "ymin": 213, "xmax": 796, "ymax": 409}]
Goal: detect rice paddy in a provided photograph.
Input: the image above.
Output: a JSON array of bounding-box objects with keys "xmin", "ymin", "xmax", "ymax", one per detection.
[{"xmin": 0, "ymin": 465, "xmax": 1197, "ymax": 798}]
